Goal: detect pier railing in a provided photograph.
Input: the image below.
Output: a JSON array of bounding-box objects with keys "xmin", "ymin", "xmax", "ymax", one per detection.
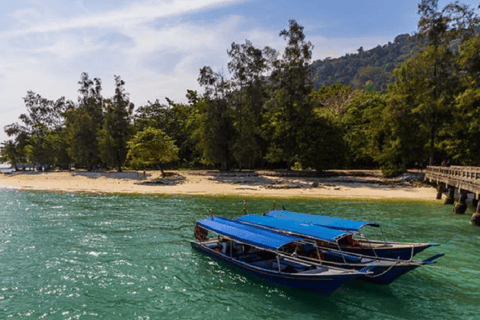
[{"xmin": 425, "ymin": 165, "xmax": 480, "ymax": 195}]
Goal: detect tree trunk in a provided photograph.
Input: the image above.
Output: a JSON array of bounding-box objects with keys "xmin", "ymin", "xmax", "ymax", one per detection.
[{"xmin": 157, "ymin": 164, "xmax": 165, "ymax": 178}]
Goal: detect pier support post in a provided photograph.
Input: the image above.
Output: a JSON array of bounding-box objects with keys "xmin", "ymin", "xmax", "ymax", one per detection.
[
  {"xmin": 472, "ymin": 200, "xmax": 480, "ymax": 226},
  {"xmin": 445, "ymin": 186, "xmax": 455, "ymax": 205},
  {"xmin": 472, "ymin": 194, "xmax": 479, "ymax": 209},
  {"xmin": 436, "ymin": 184, "xmax": 444, "ymax": 200},
  {"xmin": 455, "ymin": 190, "xmax": 468, "ymax": 214}
]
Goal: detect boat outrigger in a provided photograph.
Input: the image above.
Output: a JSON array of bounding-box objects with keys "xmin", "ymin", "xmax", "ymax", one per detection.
[
  {"xmin": 261, "ymin": 210, "xmax": 439, "ymax": 260},
  {"xmin": 236, "ymin": 214, "xmax": 444, "ymax": 284},
  {"xmin": 191, "ymin": 216, "xmax": 374, "ymax": 296}
]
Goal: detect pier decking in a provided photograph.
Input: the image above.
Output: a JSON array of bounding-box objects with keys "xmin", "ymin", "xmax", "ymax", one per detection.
[{"xmin": 425, "ymin": 166, "xmax": 480, "ymax": 225}]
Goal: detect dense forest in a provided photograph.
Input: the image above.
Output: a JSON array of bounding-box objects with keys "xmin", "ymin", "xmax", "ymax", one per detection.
[
  {"xmin": 2, "ymin": 0, "xmax": 480, "ymax": 177},
  {"xmin": 311, "ymin": 33, "xmax": 423, "ymax": 92}
]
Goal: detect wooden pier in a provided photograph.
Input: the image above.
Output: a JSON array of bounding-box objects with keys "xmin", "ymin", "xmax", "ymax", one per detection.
[{"xmin": 425, "ymin": 165, "xmax": 480, "ymax": 225}]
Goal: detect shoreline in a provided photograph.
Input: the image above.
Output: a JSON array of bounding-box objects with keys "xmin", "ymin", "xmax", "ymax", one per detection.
[{"xmin": 0, "ymin": 170, "xmax": 440, "ymax": 201}]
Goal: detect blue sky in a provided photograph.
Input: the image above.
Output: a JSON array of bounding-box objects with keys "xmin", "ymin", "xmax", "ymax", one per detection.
[{"xmin": 1, "ymin": 0, "xmax": 479, "ymax": 142}]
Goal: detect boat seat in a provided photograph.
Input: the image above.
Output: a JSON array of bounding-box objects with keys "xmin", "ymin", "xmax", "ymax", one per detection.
[
  {"xmin": 324, "ymin": 251, "xmax": 362, "ymax": 263},
  {"xmin": 236, "ymin": 254, "xmax": 263, "ymax": 263},
  {"xmin": 272, "ymin": 259, "xmax": 311, "ymax": 272},
  {"xmin": 250, "ymin": 259, "xmax": 274, "ymax": 269},
  {"xmin": 300, "ymin": 266, "xmax": 329, "ymax": 274}
]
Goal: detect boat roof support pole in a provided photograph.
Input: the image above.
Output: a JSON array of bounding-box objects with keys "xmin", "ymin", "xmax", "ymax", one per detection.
[
  {"xmin": 314, "ymin": 242, "xmax": 322, "ymax": 265},
  {"xmin": 360, "ymin": 232, "xmax": 379, "ymax": 259}
]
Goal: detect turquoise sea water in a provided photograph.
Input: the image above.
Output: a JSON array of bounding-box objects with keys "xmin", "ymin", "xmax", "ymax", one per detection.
[{"xmin": 1, "ymin": 190, "xmax": 479, "ymax": 319}]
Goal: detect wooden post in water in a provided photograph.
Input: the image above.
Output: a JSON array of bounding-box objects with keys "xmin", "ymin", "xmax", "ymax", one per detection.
[
  {"xmin": 472, "ymin": 194, "xmax": 479, "ymax": 209},
  {"xmin": 472, "ymin": 200, "xmax": 480, "ymax": 226},
  {"xmin": 454, "ymin": 189, "xmax": 468, "ymax": 214},
  {"xmin": 445, "ymin": 186, "xmax": 455, "ymax": 205},
  {"xmin": 436, "ymin": 184, "xmax": 444, "ymax": 200}
]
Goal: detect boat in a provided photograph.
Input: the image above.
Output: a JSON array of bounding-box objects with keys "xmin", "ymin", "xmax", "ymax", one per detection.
[
  {"xmin": 259, "ymin": 210, "xmax": 439, "ymax": 260},
  {"xmin": 236, "ymin": 214, "xmax": 444, "ymax": 284},
  {"xmin": 191, "ymin": 216, "xmax": 374, "ymax": 296}
]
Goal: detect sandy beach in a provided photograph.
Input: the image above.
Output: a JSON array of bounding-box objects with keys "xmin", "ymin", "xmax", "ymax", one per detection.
[{"xmin": 0, "ymin": 170, "xmax": 438, "ymax": 200}]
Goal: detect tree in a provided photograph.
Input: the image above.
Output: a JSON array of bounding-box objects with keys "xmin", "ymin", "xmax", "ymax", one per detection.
[
  {"xmin": 133, "ymin": 99, "xmax": 197, "ymax": 167},
  {"xmin": 126, "ymin": 127, "xmax": 179, "ymax": 176},
  {"xmin": 389, "ymin": 45, "xmax": 458, "ymax": 169},
  {"xmin": 263, "ymin": 19, "xmax": 314, "ymax": 168},
  {"xmin": 0, "ymin": 140, "xmax": 20, "ymax": 170},
  {"xmin": 416, "ymin": 0, "xmax": 479, "ymax": 164},
  {"xmin": 3, "ymin": 92, "xmax": 69, "ymax": 170},
  {"xmin": 324, "ymin": 89, "xmax": 387, "ymax": 168},
  {"xmin": 98, "ymin": 75, "xmax": 134, "ymax": 171},
  {"xmin": 42, "ymin": 127, "xmax": 71, "ymax": 169},
  {"xmin": 310, "ymin": 84, "xmax": 362, "ymax": 117},
  {"xmin": 192, "ymin": 67, "xmax": 235, "ymax": 171},
  {"xmin": 227, "ymin": 40, "xmax": 277, "ymax": 168},
  {"xmin": 65, "ymin": 72, "xmax": 104, "ymax": 170},
  {"xmin": 296, "ymin": 114, "xmax": 347, "ymax": 170},
  {"xmin": 446, "ymin": 35, "xmax": 480, "ymax": 165}
]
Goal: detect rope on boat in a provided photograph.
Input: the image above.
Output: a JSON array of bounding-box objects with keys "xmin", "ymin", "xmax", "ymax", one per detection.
[{"xmin": 364, "ymin": 260, "xmax": 402, "ymax": 278}]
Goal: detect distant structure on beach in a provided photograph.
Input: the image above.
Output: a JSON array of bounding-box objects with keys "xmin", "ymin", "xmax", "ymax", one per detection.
[{"xmin": 0, "ymin": 163, "xmax": 15, "ymax": 173}]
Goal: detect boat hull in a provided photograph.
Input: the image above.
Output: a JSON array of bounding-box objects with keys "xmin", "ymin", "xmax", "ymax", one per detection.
[
  {"xmin": 300, "ymin": 248, "xmax": 444, "ymax": 285},
  {"xmin": 321, "ymin": 259, "xmax": 421, "ymax": 285},
  {"xmin": 337, "ymin": 243, "xmax": 434, "ymax": 260},
  {"xmin": 191, "ymin": 241, "xmax": 360, "ymax": 296},
  {"xmin": 359, "ymin": 264, "xmax": 420, "ymax": 284}
]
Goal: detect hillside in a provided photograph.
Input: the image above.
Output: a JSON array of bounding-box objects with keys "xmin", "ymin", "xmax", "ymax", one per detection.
[{"xmin": 310, "ymin": 33, "xmax": 424, "ymax": 92}]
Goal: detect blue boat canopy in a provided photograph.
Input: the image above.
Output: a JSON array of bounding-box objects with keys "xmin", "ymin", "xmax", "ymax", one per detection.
[
  {"xmin": 196, "ymin": 216, "xmax": 303, "ymax": 251},
  {"xmin": 264, "ymin": 210, "xmax": 380, "ymax": 232},
  {"xmin": 237, "ymin": 214, "xmax": 350, "ymax": 242}
]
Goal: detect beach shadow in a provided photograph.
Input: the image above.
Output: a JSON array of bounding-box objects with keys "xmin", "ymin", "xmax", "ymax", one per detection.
[
  {"xmin": 206, "ymin": 171, "xmax": 414, "ymax": 190},
  {"xmin": 72, "ymin": 171, "xmax": 147, "ymax": 180},
  {"xmin": 208, "ymin": 172, "xmax": 285, "ymax": 187},
  {"xmin": 135, "ymin": 173, "xmax": 186, "ymax": 186}
]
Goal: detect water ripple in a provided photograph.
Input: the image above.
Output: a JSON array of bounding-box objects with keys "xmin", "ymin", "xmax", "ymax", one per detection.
[{"xmin": 0, "ymin": 191, "xmax": 478, "ymax": 319}]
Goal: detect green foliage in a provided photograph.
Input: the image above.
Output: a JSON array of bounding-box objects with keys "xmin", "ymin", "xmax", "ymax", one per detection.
[
  {"xmin": 388, "ymin": 46, "xmax": 457, "ymax": 168},
  {"xmin": 98, "ymin": 76, "xmax": 134, "ymax": 171},
  {"xmin": 126, "ymin": 127, "xmax": 179, "ymax": 173},
  {"xmin": 134, "ymin": 99, "xmax": 199, "ymax": 167},
  {"xmin": 42, "ymin": 128, "xmax": 71, "ymax": 168},
  {"xmin": 444, "ymin": 35, "xmax": 480, "ymax": 165},
  {"xmin": 65, "ymin": 73, "xmax": 104, "ymax": 170},
  {"xmin": 2, "ymin": 92, "xmax": 70, "ymax": 169},
  {"xmin": 227, "ymin": 40, "xmax": 276, "ymax": 168},
  {"xmin": 310, "ymin": 84, "xmax": 362, "ymax": 117},
  {"xmin": 263, "ymin": 19, "xmax": 314, "ymax": 167},
  {"xmin": 291, "ymin": 161, "xmax": 302, "ymax": 170},
  {"xmin": 190, "ymin": 97, "xmax": 234, "ymax": 170},
  {"xmin": 0, "ymin": 140, "xmax": 21, "ymax": 169},
  {"xmin": 296, "ymin": 115, "xmax": 347, "ymax": 171},
  {"xmin": 351, "ymin": 66, "xmax": 392, "ymax": 92},
  {"xmin": 341, "ymin": 90, "xmax": 387, "ymax": 168},
  {"xmin": 310, "ymin": 33, "xmax": 422, "ymax": 92},
  {"xmin": 380, "ymin": 163, "xmax": 403, "ymax": 178}
]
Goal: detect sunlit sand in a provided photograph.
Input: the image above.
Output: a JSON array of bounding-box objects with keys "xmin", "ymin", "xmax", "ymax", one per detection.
[{"xmin": 0, "ymin": 170, "xmax": 438, "ymax": 200}]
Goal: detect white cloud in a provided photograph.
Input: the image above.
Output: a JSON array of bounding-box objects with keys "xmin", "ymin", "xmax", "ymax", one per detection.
[
  {"xmin": 0, "ymin": 0, "xmax": 251, "ymax": 142},
  {"xmin": 3, "ymin": 0, "xmax": 243, "ymax": 37}
]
